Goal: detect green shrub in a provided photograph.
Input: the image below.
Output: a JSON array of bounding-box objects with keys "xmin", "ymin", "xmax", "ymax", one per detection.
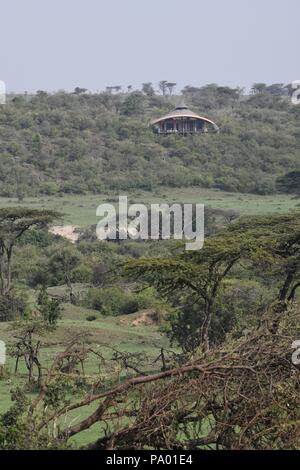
[
  {"xmin": 37, "ymin": 286, "xmax": 62, "ymax": 326},
  {"xmin": 83, "ymin": 287, "xmax": 139, "ymax": 316},
  {"xmin": 0, "ymin": 293, "xmax": 27, "ymax": 322},
  {"xmin": 119, "ymin": 299, "xmax": 139, "ymax": 315},
  {"xmin": 86, "ymin": 315, "xmax": 97, "ymax": 322}
]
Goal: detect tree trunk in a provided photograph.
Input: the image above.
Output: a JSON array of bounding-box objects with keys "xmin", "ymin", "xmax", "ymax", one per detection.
[
  {"xmin": 66, "ymin": 274, "xmax": 76, "ymax": 305},
  {"xmin": 288, "ymin": 282, "xmax": 300, "ymax": 302},
  {"xmin": 279, "ymin": 271, "xmax": 295, "ymax": 302},
  {"xmin": 201, "ymin": 300, "xmax": 214, "ymax": 353},
  {"xmin": 5, "ymin": 245, "xmax": 13, "ymax": 295}
]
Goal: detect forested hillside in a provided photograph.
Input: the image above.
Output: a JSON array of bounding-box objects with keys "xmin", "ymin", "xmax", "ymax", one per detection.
[{"xmin": 0, "ymin": 83, "xmax": 299, "ymax": 197}]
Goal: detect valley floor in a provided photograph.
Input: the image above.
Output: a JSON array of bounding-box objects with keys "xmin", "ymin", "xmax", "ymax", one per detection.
[{"xmin": 0, "ymin": 188, "xmax": 298, "ymax": 227}]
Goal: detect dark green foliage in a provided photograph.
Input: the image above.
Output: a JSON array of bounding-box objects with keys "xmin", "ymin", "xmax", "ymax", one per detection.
[
  {"xmin": 0, "ymin": 207, "xmax": 61, "ymax": 296},
  {"xmin": 167, "ymin": 280, "xmax": 272, "ymax": 353},
  {"xmin": 86, "ymin": 315, "xmax": 97, "ymax": 321},
  {"xmin": 37, "ymin": 286, "xmax": 62, "ymax": 325},
  {"xmin": 83, "ymin": 286, "xmax": 136, "ymax": 316},
  {"xmin": 276, "ymin": 171, "xmax": 300, "ymax": 195},
  {"xmin": 17, "ymin": 227, "xmax": 57, "ymax": 247},
  {"xmin": 0, "ymin": 388, "xmax": 30, "ymax": 450},
  {"xmin": 0, "ymin": 386, "xmax": 72, "ymax": 449},
  {"xmin": 83, "ymin": 286, "xmax": 154, "ymax": 316},
  {"xmin": 0, "ymin": 293, "xmax": 26, "ymax": 321}
]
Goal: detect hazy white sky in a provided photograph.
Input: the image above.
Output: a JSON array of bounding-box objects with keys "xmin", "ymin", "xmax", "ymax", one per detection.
[{"xmin": 0, "ymin": 0, "xmax": 299, "ymax": 93}]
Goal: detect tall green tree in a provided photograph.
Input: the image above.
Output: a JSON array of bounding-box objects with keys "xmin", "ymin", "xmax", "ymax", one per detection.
[
  {"xmin": 0, "ymin": 208, "xmax": 60, "ymax": 296},
  {"xmin": 125, "ymin": 231, "xmax": 255, "ymax": 351},
  {"xmin": 125, "ymin": 213, "xmax": 300, "ymax": 351},
  {"xmin": 227, "ymin": 213, "xmax": 300, "ymax": 306},
  {"xmin": 276, "ymin": 171, "xmax": 300, "ymax": 196},
  {"xmin": 141, "ymin": 82, "xmax": 155, "ymax": 96},
  {"xmin": 48, "ymin": 246, "xmax": 82, "ymax": 304},
  {"xmin": 158, "ymin": 80, "xmax": 168, "ymax": 96}
]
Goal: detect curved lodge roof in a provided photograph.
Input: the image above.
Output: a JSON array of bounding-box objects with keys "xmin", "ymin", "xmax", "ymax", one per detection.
[{"xmin": 151, "ymin": 104, "xmax": 219, "ymax": 132}]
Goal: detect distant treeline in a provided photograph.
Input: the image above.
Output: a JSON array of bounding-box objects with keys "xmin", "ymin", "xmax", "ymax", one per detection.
[{"xmin": 0, "ymin": 82, "xmax": 299, "ymax": 197}]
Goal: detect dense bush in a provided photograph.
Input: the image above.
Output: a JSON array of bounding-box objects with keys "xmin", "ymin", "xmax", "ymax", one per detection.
[
  {"xmin": 165, "ymin": 280, "xmax": 273, "ymax": 353},
  {"xmin": 0, "ymin": 293, "xmax": 27, "ymax": 322},
  {"xmin": 83, "ymin": 286, "xmax": 156, "ymax": 316},
  {"xmin": 0, "ymin": 85, "xmax": 299, "ymax": 198}
]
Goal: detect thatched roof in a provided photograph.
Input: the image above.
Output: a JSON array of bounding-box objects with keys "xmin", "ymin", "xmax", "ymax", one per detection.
[{"xmin": 151, "ymin": 103, "xmax": 218, "ymax": 130}]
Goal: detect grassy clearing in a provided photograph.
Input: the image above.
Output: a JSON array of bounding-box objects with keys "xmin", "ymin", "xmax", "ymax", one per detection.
[
  {"xmin": 0, "ymin": 302, "xmax": 171, "ymax": 445},
  {"xmin": 0, "ymin": 189, "xmax": 298, "ymax": 227},
  {"xmin": 0, "ymin": 303, "xmax": 170, "ymax": 418}
]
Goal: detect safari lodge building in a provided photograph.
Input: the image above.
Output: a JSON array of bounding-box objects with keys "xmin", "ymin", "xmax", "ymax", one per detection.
[{"xmin": 151, "ymin": 103, "xmax": 219, "ymax": 135}]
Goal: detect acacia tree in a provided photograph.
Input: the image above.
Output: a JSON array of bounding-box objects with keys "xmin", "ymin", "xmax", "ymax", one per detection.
[
  {"xmin": 141, "ymin": 82, "xmax": 155, "ymax": 96},
  {"xmin": 166, "ymin": 82, "xmax": 177, "ymax": 95},
  {"xmin": 251, "ymin": 82, "xmax": 267, "ymax": 94},
  {"xmin": 158, "ymin": 80, "xmax": 168, "ymax": 96},
  {"xmin": 0, "ymin": 208, "xmax": 60, "ymax": 296},
  {"xmin": 125, "ymin": 213, "xmax": 300, "ymax": 352},
  {"xmin": 11, "ymin": 323, "xmax": 46, "ymax": 386},
  {"xmin": 227, "ymin": 213, "xmax": 300, "ymax": 309},
  {"xmin": 125, "ymin": 231, "xmax": 255, "ymax": 352}
]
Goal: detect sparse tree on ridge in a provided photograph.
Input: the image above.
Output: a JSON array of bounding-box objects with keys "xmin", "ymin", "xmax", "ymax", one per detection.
[
  {"xmin": 166, "ymin": 82, "xmax": 177, "ymax": 95},
  {"xmin": 74, "ymin": 87, "xmax": 88, "ymax": 95},
  {"xmin": 251, "ymin": 83, "xmax": 267, "ymax": 94},
  {"xmin": 142, "ymin": 82, "xmax": 155, "ymax": 96},
  {"xmin": 158, "ymin": 80, "xmax": 168, "ymax": 96}
]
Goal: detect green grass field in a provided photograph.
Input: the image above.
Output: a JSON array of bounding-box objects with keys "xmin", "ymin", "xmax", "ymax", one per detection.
[
  {"xmin": 0, "ymin": 303, "xmax": 171, "ymax": 446},
  {"xmin": 0, "ymin": 188, "xmax": 298, "ymax": 227}
]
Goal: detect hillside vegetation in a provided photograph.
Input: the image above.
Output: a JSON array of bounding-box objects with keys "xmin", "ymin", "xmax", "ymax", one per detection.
[{"xmin": 0, "ymin": 83, "xmax": 299, "ymax": 198}]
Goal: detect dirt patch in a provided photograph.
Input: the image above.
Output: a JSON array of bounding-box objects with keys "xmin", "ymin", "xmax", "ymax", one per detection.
[
  {"xmin": 49, "ymin": 225, "xmax": 80, "ymax": 243},
  {"xmin": 118, "ymin": 309, "xmax": 159, "ymax": 327}
]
